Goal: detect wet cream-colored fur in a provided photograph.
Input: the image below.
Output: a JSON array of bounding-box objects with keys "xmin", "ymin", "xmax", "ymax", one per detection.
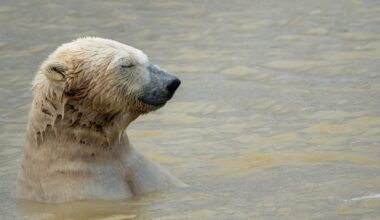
[{"xmin": 16, "ymin": 37, "xmax": 185, "ymax": 202}]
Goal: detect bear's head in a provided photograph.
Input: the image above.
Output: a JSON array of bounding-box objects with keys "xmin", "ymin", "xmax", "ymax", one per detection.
[{"xmin": 36, "ymin": 37, "xmax": 180, "ymax": 117}]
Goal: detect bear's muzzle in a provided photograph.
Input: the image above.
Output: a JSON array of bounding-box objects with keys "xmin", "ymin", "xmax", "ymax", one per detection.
[{"xmin": 138, "ymin": 63, "xmax": 181, "ymax": 107}]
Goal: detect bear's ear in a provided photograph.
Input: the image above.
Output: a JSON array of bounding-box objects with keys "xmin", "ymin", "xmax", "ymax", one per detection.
[{"xmin": 43, "ymin": 61, "xmax": 68, "ymax": 82}]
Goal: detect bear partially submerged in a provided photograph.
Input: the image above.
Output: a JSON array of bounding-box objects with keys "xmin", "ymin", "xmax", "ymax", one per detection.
[{"xmin": 16, "ymin": 37, "xmax": 185, "ymax": 202}]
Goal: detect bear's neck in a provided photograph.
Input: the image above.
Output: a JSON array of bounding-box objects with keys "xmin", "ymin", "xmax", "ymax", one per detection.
[{"xmin": 25, "ymin": 90, "xmax": 139, "ymax": 161}]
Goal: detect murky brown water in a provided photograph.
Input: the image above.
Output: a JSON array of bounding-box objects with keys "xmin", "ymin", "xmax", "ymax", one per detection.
[{"xmin": 1, "ymin": 0, "xmax": 380, "ymax": 219}]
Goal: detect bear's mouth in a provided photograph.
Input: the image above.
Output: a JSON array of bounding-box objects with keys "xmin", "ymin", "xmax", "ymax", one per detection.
[{"xmin": 138, "ymin": 97, "xmax": 168, "ymax": 107}]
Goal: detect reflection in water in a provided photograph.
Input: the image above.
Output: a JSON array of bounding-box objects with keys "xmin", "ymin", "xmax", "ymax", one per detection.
[{"xmin": 0, "ymin": 0, "xmax": 380, "ymax": 219}]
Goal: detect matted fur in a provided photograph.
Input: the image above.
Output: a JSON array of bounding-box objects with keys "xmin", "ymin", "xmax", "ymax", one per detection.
[{"xmin": 16, "ymin": 37, "xmax": 185, "ymax": 202}]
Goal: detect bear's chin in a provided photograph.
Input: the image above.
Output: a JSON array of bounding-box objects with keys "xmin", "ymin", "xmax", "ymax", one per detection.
[{"xmin": 134, "ymin": 100, "xmax": 166, "ymax": 114}]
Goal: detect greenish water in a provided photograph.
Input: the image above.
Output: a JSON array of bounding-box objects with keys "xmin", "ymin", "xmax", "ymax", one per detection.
[{"xmin": 1, "ymin": 0, "xmax": 380, "ymax": 219}]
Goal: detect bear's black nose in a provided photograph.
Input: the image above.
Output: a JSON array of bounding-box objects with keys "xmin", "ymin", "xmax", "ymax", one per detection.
[{"xmin": 166, "ymin": 78, "xmax": 181, "ymax": 95}]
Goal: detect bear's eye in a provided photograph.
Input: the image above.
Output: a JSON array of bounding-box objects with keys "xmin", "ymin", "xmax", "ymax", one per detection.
[{"xmin": 121, "ymin": 64, "xmax": 134, "ymax": 68}]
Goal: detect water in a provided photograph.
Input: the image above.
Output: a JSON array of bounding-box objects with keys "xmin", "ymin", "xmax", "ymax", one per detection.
[{"xmin": 1, "ymin": 0, "xmax": 380, "ymax": 219}]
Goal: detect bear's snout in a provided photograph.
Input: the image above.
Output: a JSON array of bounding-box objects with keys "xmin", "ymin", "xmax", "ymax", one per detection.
[{"xmin": 138, "ymin": 64, "xmax": 181, "ymax": 108}]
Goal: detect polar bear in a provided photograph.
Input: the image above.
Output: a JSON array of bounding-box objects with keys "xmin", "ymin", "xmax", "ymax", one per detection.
[{"xmin": 16, "ymin": 37, "xmax": 185, "ymax": 202}]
